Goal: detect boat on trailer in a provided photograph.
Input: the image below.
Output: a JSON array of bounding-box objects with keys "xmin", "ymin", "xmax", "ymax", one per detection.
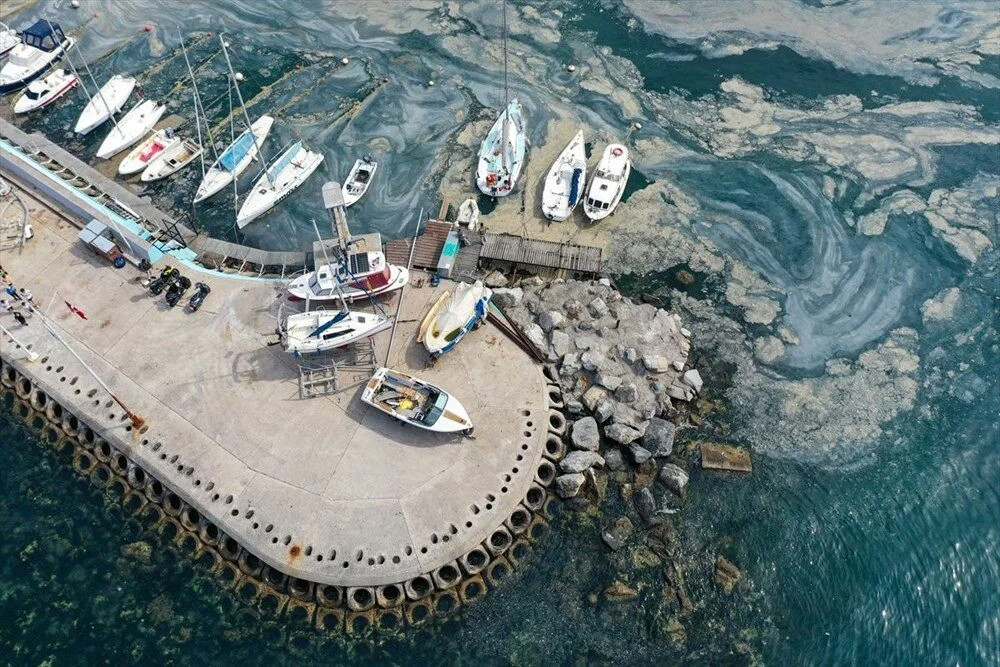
[
  {"xmin": 140, "ymin": 136, "xmax": 202, "ymax": 182},
  {"xmin": 287, "ymin": 249, "xmax": 409, "ymax": 303},
  {"xmin": 541, "ymin": 129, "xmax": 587, "ymax": 221},
  {"xmin": 0, "ymin": 20, "xmax": 73, "ymax": 94},
  {"xmin": 192, "ymin": 114, "xmax": 274, "ymax": 203},
  {"xmin": 341, "ymin": 156, "xmax": 377, "ymax": 207},
  {"xmin": 583, "ymin": 143, "xmax": 631, "ymax": 221},
  {"xmin": 420, "ymin": 281, "xmax": 492, "ymax": 357},
  {"xmin": 236, "ymin": 140, "xmax": 324, "ymax": 227},
  {"xmin": 279, "ymin": 309, "xmax": 392, "ymax": 356},
  {"xmin": 362, "ymin": 367, "xmax": 474, "ymax": 435},
  {"xmin": 119, "ymin": 128, "xmax": 179, "ymax": 176},
  {"xmin": 96, "ymin": 98, "xmax": 166, "ymax": 158},
  {"xmin": 12, "ymin": 67, "xmax": 76, "ymax": 114},
  {"xmin": 74, "ymin": 74, "xmax": 136, "ymax": 135}
]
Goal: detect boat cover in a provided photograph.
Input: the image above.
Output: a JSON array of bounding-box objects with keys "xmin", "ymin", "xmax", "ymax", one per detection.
[
  {"xmin": 218, "ymin": 128, "xmax": 255, "ymax": 172},
  {"xmin": 569, "ymin": 167, "xmax": 583, "ymax": 206}
]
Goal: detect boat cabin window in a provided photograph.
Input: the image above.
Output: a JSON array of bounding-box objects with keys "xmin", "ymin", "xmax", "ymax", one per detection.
[
  {"xmin": 23, "ymin": 22, "xmax": 65, "ymax": 51},
  {"xmin": 25, "ymin": 88, "xmax": 42, "ymax": 100},
  {"xmin": 421, "ymin": 391, "xmax": 449, "ymax": 425}
]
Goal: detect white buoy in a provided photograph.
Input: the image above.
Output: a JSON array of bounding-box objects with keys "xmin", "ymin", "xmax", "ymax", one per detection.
[
  {"xmin": 634, "ymin": 122, "xmax": 642, "ymax": 130},
  {"xmin": 428, "ymin": 80, "xmax": 435, "ymax": 87},
  {"xmin": 234, "ymin": 72, "xmax": 245, "ymax": 82},
  {"xmin": 341, "ymin": 57, "xmax": 349, "ymax": 65},
  {"xmin": 71, "ymin": 0, "xmax": 80, "ymax": 7},
  {"xmin": 223, "ymin": 41, "xmax": 230, "ymax": 48},
  {"xmin": 567, "ymin": 64, "xmax": 576, "ymax": 73}
]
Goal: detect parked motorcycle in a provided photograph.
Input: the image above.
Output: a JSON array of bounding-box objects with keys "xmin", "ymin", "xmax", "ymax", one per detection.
[
  {"xmin": 147, "ymin": 266, "xmax": 177, "ymax": 295},
  {"xmin": 187, "ymin": 282, "xmax": 211, "ymax": 312},
  {"xmin": 165, "ymin": 276, "xmax": 192, "ymax": 308}
]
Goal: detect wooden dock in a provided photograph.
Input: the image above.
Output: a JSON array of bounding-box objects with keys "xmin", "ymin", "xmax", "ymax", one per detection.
[
  {"xmin": 479, "ymin": 232, "xmax": 603, "ymax": 277},
  {"xmin": 384, "ymin": 220, "xmax": 453, "ymax": 271}
]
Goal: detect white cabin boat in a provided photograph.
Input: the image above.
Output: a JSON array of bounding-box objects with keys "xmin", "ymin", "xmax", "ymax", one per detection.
[
  {"xmin": 362, "ymin": 367, "xmax": 474, "ymax": 435},
  {"xmin": 118, "ymin": 128, "xmax": 180, "ymax": 176},
  {"xmin": 74, "ymin": 74, "xmax": 136, "ymax": 135},
  {"xmin": 12, "ymin": 67, "xmax": 76, "ymax": 114},
  {"xmin": 193, "ymin": 115, "xmax": 273, "ymax": 204},
  {"xmin": 542, "ymin": 129, "xmax": 587, "ymax": 221},
  {"xmin": 280, "ymin": 309, "xmax": 392, "ymax": 356},
  {"xmin": 140, "ymin": 137, "xmax": 202, "ymax": 182},
  {"xmin": 476, "ymin": 98, "xmax": 526, "ymax": 197},
  {"xmin": 97, "ymin": 99, "xmax": 166, "ymax": 158},
  {"xmin": 0, "ymin": 21, "xmax": 73, "ymax": 94},
  {"xmin": 341, "ymin": 156, "xmax": 376, "ymax": 207},
  {"xmin": 287, "ymin": 249, "xmax": 409, "ymax": 303},
  {"xmin": 456, "ymin": 198, "xmax": 480, "ymax": 231},
  {"xmin": 583, "ymin": 144, "xmax": 631, "ymax": 221},
  {"xmin": 0, "ymin": 23, "xmax": 22, "ymax": 59},
  {"xmin": 236, "ymin": 141, "xmax": 323, "ymax": 227},
  {"xmin": 420, "ymin": 281, "xmax": 492, "ymax": 357}
]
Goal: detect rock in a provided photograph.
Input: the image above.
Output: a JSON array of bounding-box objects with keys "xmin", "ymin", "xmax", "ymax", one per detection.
[
  {"xmin": 525, "ymin": 323, "xmax": 547, "ymax": 353},
  {"xmin": 554, "ymin": 473, "xmax": 586, "ymax": 498},
  {"xmin": 598, "ymin": 277, "xmax": 611, "ymax": 287},
  {"xmin": 583, "ymin": 467, "xmax": 608, "ymax": 504},
  {"xmin": 700, "ymin": 442, "xmax": 752, "ymax": 472},
  {"xmin": 920, "ymin": 287, "xmax": 961, "ymax": 324},
  {"xmin": 633, "ymin": 487, "xmax": 658, "ymax": 525},
  {"xmin": 582, "ymin": 386, "xmax": 608, "ymax": 412},
  {"xmin": 484, "ymin": 270, "xmax": 508, "ymax": 288},
  {"xmin": 539, "ymin": 310, "xmax": 565, "ymax": 332},
  {"xmin": 627, "ymin": 442, "xmax": 653, "ymax": 465},
  {"xmin": 559, "ymin": 451, "xmax": 604, "ymax": 474},
  {"xmin": 634, "ymin": 459, "xmax": 659, "ymax": 487},
  {"xmin": 570, "ymin": 417, "xmax": 600, "ymax": 451},
  {"xmin": 666, "ymin": 384, "xmax": 692, "ymax": 402},
  {"xmin": 594, "ymin": 398, "xmax": 615, "ymax": 423},
  {"xmin": 601, "ymin": 516, "xmax": 634, "ymax": 551},
  {"xmin": 604, "ymin": 447, "xmax": 627, "ymax": 471},
  {"xmin": 605, "ymin": 422, "xmax": 642, "ymax": 445},
  {"xmin": 615, "ymin": 383, "xmax": 639, "ymax": 403},
  {"xmin": 520, "ymin": 275, "xmax": 544, "ymax": 287},
  {"xmin": 550, "ymin": 330, "xmax": 571, "ymax": 357},
  {"xmin": 563, "ymin": 299, "xmax": 584, "ymax": 317},
  {"xmin": 643, "ymin": 354, "xmax": 671, "ymax": 372},
  {"xmin": 560, "ymin": 352, "xmax": 581, "ymax": 376},
  {"xmin": 610, "ymin": 402, "xmax": 647, "ymax": 431},
  {"xmin": 596, "ymin": 371, "xmax": 622, "ymax": 391},
  {"xmin": 658, "ymin": 463, "xmax": 689, "ymax": 497},
  {"xmin": 663, "ymin": 617, "xmax": 686, "ymax": 644},
  {"xmin": 622, "ymin": 346, "xmax": 638, "ymax": 364},
  {"xmin": 580, "ymin": 351, "xmax": 601, "ymax": 371},
  {"xmin": 777, "ymin": 323, "xmax": 800, "ymax": 345},
  {"xmin": 672, "ymin": 360, "xmax": 685, "ymax": 372},
  {"xmin": 587, "ymin": 297, "xmax": 608, "ymax": 318},
  {"xmin": 565, "ymin": 399, "xmax": 586, "ymax": 415},
  {"xmin": 680, "ymin": 327, "xmax": 691, "ymax": 337},
  {"xmin": 753, "ymin": 336, "xmax": 785, "ymax": 364},
  {"xmin": 715, "ymin": 556, "xmax": 742, "ymax": 594},
  {"xmin": 675, "ymin": 269, "xmax": 695, "ymax": 285},
  {"xmin": 632, "ymin": 545, "xmax": 662, "ymax": 568},
  {"xmin": 643, "ymin": 418, "xmax": 676, "ymax": 457},
  {"xmin": 121, "ymin": 541, "xmax": 152, "ymax": 563},
  {"xmin": 681, "ymin": 369, "xmax": 703, "ymax": 394},
  {"xmin": 604, "ymin": 581, "xmax": 638, "ymax": 602}
]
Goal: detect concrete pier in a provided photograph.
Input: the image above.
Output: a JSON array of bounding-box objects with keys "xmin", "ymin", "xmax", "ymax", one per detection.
[{"xmin": 0, "ymin": 185, "xmax": 560, "ymax": 606}]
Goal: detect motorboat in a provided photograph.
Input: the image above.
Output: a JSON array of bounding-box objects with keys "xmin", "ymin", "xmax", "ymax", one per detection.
[
  {"xmin": 96, "ymin": 98, "xmax": 166, "ymax": 158},
  {"xmin": 0, "ymin": 20, "xmax": 74, "ymax": 94},
  {"xmin": 119, "ymin": 128, "xmax": 180, "ymax": 176},
  {"xmin": 140, "ymin": 136, "xmax": 202, "ymax": 182},
  {"xmin": 12, "ymin": 67, "xmax": 76, "ymax": 114},
  {"xmin": 192, "ymin": 114, "xmax": 273, "ymax": 203},
  {"xmin": 456, "ymin": 198, "xmax": 480, "ymax": 231},
  {"xmin": 583, "ymin": 143, "xmax": 631, "ymax": 221},
  {"xmin": 420, "ymin": 281, "xmax": 492, "ymax": 357},
  {"xmin": 287, "ymin": 249, "xmax": 409, "ymax": 303},
  {"xmin": 341, "ymin": 156, "xmax": 377, "ymax": 207},
  {"xmin": 74, "ymin": 74, "xmax": 136, "ymax": 135},
  {"xmin": 476, "ymin": 98, "xmax": 526, "ymax": 197},
  {"xmin": 236, "ymin": 140, "xmax": 324, "ymax": 227},
  {"xmin": 279, "ymin": 308, "xmax": 392, "ymax": 356},
  {"xmin": 541, "ymin": 129, "xmax": 587, "ymax": 221},
  {"xmin": 362, "ymin": 367, "xmax": 474, "ymax": 435},
  {"xmin": 0, "ymin": 23, "xmax": 21, "ymax": 59}
]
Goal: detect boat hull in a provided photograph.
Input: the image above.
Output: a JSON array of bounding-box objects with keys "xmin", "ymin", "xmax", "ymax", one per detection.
[
  {"xmin": 342, "ymin": 158, "xmax": 377, "ymax": 207},
  {"xmin": 541, "ymin": 129, "xmax": 587, "ymax": 221},
  {"xmin": 119, "ymin": 130, "xmax": 179, "ymax": 176},
  {"xmin": 97, "ymin": 99, "xmax": 166, "ymax": 159},
  {"xmin": 236, "ymin": 144, "xmax": 324, "ymax": 227},
  {"xmin": 476, "ymin": 98, "xmax": 526, "ymax": 197},
  {"xmin": 140, "ymin": 138, "xmax": 202, "ymax": 182},
  {"xmin": 281, "ymin": 310, "xmax": 391, "ymax": 355},
  {"xmin": 193, "ymin": 115, "xmax": 274, "ymax": 203},
  {"xmin": 422, "ymin": 281, "xmax": 492, "ymax": 356},
  {"xmin": 361, "ymin": 367, "xmax": 473, "ymax": 434},
  {"xmin": 12, "ymin": 69, "xmax": 77, "ymax": 114},
  {"xmin": 287, "ymin": 265, "xmax": 409, "ymax": 303},
  {"xmin": 583, "ymin": 144, "xmax": 631, "ymax": 221},
  {"xmin": 74, "ymin": 75, "xmax": 137, "ymax": 135},
  {"xmin": 0, "ymin": 37, "xmax": 74, "ymax": 95}
]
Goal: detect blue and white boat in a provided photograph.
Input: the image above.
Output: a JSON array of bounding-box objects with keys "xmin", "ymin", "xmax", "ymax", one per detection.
[
  {"xmin": 236, "ymin": 140, "xmax": 324, "ymax": 226},
  {"xmin": 0, "ymin": 20, "xmax": 74, "ymax": 95},
  {"xmin": 193, "ymin": 114, "xmax": 274, "ymax": 203},
  {"xmin": 420, "ymin": 281, "xmax": 492, "ymax": 357},
  {"xmin": 542, "ymin": 129, "xmax": 587, "ymax": 221}
]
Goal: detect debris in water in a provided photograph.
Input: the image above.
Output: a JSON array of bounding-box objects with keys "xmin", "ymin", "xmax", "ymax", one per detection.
[{"xmin": 567, "ymin": 64, "xmax": 576, "ymax": 72}]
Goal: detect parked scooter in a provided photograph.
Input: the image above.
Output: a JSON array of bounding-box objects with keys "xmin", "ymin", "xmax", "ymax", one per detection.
[
  {"xmin": 147, "ymin": 266, "xmax": 177, "ymax": 294},
  {"xmin": 165, "ymin": 276, "xmax": 192, "ymax": 308},
  {"xmin": 187, "ymin": 282, "xmax": 211, "ymax": 312}
]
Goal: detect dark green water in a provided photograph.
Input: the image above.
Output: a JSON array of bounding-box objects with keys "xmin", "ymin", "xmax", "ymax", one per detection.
[{"xmin": 2, "ymin": 0, "xmax": 998, "ymax": 663}]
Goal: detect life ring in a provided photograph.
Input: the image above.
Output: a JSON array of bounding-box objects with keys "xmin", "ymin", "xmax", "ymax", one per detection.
[{"xmin": 611, "ymin": 147, "xmax": 624, "ymax": 157}]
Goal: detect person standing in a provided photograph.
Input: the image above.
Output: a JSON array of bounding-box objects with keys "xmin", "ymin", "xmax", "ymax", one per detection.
[{"xmin": 12, "ymin": 310, "xmax": 27, "ymax": 326}]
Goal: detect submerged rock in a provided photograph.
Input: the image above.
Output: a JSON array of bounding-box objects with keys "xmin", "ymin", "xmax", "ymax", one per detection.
[
  {"xmin": 658, "ymin": 463, "xmax": 689, "ymax": 497},
  {"xmin": 715, "ymin": 555, "xmax": 742, "ymax": 594},
  {"xmin": 121, "ymin": 541, "xmax": 153, "ymax": 563},
  {"xmin": 633, "ymin": 487, "xmax": 658, "ymax": 525},
  {"xmin": 700, "ymin": 442, "xmax": 753, "ymax": 472},
  {"xmin": 602, "ymin": 516, "xmax": 634, "ymax": 551},
  {"xmin": 604, "ymin": 580, "xmax": 639, "ymax": 602}
]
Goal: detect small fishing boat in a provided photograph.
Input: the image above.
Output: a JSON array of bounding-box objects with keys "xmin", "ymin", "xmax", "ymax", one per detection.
[
  {"xmin": 476, "ymin": 98, "xmax": 526, "ymax": 197},
  {"xmin": 456, "ymin": 198, "xmax": 480, "ymax": 231},
  {"xmin": 97, "ymin": 99, "xmax": 166, "ymax": 158},
  {"xmin": 583, "ymin": 144, "xmax": 631, "ymax": 221},
  {"xmin": 279, "ymin": 309, "xmax": 392, "ymax": 356},
  {"xmin": 341, "ymin": 156, "xmax": 377, "ymax": 207},
  {"xmin": 192, "ymin": 114, "xmax": 273, "ymax": 203},
  {"xmin": 119, "ymin": 128, "xmax": 179, "ymax": 176},
  {"xmin": 0, "ymin": 20, "xmax": 74, "ymax": 94},
  {"xmin": 542, "ymin": 129, "xmax": 587, "ymax": 221},
  {"xmin": 287, "ymin": 249, "xmax": 409, "ymax": 303},
  {"xmin": 140, "ymin": 136, "xmax": 202, "ymax": 182},
  {"xmin": 74, "ymin": 74, "xmax": 136, "ymax": 135},
  {"xmin": 0, "ymin": 23, "xmax": 20, "ymax": 59},
  {"xmin": 236, "ymin": 141, "xmax": 324, "ymax": 227},
  {"xmin": 362, "ymin": 367, "xmax": 474, "ymax": 435},
  {"xmin": 420, "ymin": 281, "xmax": 492, "ymax": 357},
  {"xmin": 12, "ymin": 67, "xmax": 76, "ymax": 114}
]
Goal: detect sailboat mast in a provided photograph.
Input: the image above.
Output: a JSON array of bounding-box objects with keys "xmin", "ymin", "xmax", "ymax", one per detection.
[
  {"xmin": 179, "ymin": 31, "xmax": 219, "ymax": 163},
  {"xmin": 311, "ymin": 218, "xmax": 348, "ymax": 311},
  {"xmin": 218, "ymin": 33, "xmax": 274, "ymax": 188},
  {"xmin": 44, "ymin": 18, "xmax": 90, "ymax": 102},
  {"xmin": 501, "ymin": 0, "xmax": 510, "ymax": 175}
]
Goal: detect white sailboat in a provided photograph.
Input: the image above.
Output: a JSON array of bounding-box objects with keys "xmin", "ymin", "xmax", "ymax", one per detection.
[
  {"xmin": 280, "ymin": 309, "xmax": 392, "ymax": 356},
  {"xmin": 341, "ymin": 156, "xmax": 376, "ymax": 207},
  {"xmin": 475, "ymin": 0, "xmax": 526, "ymax": 197},
  {"xmin": 0, "ymin": 22, "xmax": 19, "ymax": 59},
  {"xmin": 583, "ymin": 144, "xmax": 631, "ymax": 221},
  {"xmin": 0, "ymin": 20, "xmax": 74, "ymax": 94},
  {"xmin": 192, "ymin": 115, "xmax": 273, "ymax": 203},
  {"xmin": 541, "ymin": 129, "xmax": 587, "ymax": 221},
  {"xmin": 12, "ymin": 67, "xmax": 77, "ymax": 114},
  {"xmin": 420, "ymin": 281, "xmax": 492, "ymax": 357},
  {"xmin": 236, "ymin": 141, "xmax": 324, "ymax": 226},
  {"xmin": 96, "ymin": 98, "xmax": 166, "ymax": 158},
  {"xmin": 74, "ymin": 74, "xmax": 136, "ymax": 135},
  {"xmin": 140, "ymin": 137, "xmax": 202, "ymax": 182},
  {"xmin": 362, "ymin": 367, "xmax": 474, "ymax": 435},
  {"xmin": 118, "ymin": 128, "xmax": 179, "ymax": 176}
]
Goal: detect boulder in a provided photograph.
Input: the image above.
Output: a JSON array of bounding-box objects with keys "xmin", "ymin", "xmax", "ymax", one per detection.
[
  {"xmin": 594, "ymin": 398, "xmax": 615, "ymax": 423},
  {"xmin": 587, "ymin": 297, "xmax": 608, "ymax": 318},
  {"xmin": 627, "ymin": 443, "xmax": 653, "ymax": 465},
  {"xmin": 604, "ymin": 447, "xmax": 628, "ymax": 471},
  {"xmin": 615, "ymin": 383, "xmax": 639, "ymax": 403},
  {"xmin": 598, "ymin": 277, "xmax": 611, "ymax": 287},
  {"xmin": 581, "ymin": 386, "xmax": 608, "ymax": 412},
  {"xmin": 539, "ymin": 310, "xmax": 565, "ymax": 332},
  {"xmin": 595, "ymin": 371, "xmax": 622, "ymax": 391},
  {"xmin": 601, "ymin": 516, "xmax": 634, "ymax": 551},
  {"xmin": 570, "ymin": 417, "xmax": 600, "ymax": 451},
  {"xmin": 484, "ymin": 270, "xmax": 508, "ymax": 288},
  {"xmin": 520, "ymin": 275, "xmax": 544, "ymax": 287},
  {"xmin": 491, "ymin": 287, "xmax": 522, "ymax": 309},
  {"xmin": 550, "ymin": 330, "xmax": 571, "ymax": 357},
  {"xmin": 563, "ymin": 299, "xmax": 584, "ymax": 318},
  {"xmin": 633, "ymin": 487, "xmax": 658, "ymax": 525},
  {"xmin": 524, "ymin": 323, "xmax": 548, "ymax": 353},
  {"xmin": 658, "ymin": 463, "xmax": 689, "ymax": 497},
  {"xmin": 622, "ymin": 346, "xmax": 638, "ymax": 364},
  {"xmin": 565, "ymin": 399, "xmax": 586, "ymax": 415},
  {"xmin": 580, "ymin": 351, "xmax": 600, "ymax": 371},
  {"xmin": 666, "ymin": 384, "xmax": 692, "ymax": 402},
  {"xmin": 605, "ymin": 423, "xmax": 642, "ymax": 445},
  {"xmin": 554, "ymin": 473, "xmax": 586, "ymax": 499},
  {"xmin": 559, "ymin": 451, "xmax": 604, "ymax": 474},
  {"xmin": 604, "ymin": 581, "xmax": 638, "ymax": 602},
  {"xmin": 643, "ymin": 418, "xmax": 676, "ymax": 457},
  {"xmin": 643, "ymin": 354, "xmax": 671, "ymax": 372},
  {"xmin": 560, "ymin": 353, "xmax": 581, "ymax": 376},
  {"xmin": 715, "ymin": 556, "xmax": 742, "ymax": 594}
]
